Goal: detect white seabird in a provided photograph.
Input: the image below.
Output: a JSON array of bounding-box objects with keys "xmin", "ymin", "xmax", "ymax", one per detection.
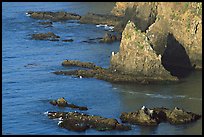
[
  {"xmin": 79, "ymin": 76, "xmax": 82, "ymax": 79},
  {"xmin": 58, "ymin": 121, "xmax": 63, "ymax": 125},
  {"xmin": 141, "ymin": 106, "xmax": 146, "ymax": 110},
  {"xmin": 112, "ymin": 51, "xmax": 115, "ymax": 56}
]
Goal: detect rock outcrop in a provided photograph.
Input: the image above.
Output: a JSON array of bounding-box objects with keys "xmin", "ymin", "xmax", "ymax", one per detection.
[
  {"xmin": 110, "ymin": 21, "xmax": 178, "ymax": 81},
  {"xmin": 31, "ymin": 32, "xmax": 60, "ymax": 41},
  {"xmin": 50, "ymin": 97, "xmax": 88, "ymax": 110},
  {"xmin": 120, "ymin": 106, "xmax": 201, "ymax": 126},
  {"xmin": 79, "ymin": 12, "xmax": 122, "ymax": 26},
  {"xmin": 46, "ymin": 111, "xmax": 131, "ymax": 131},
  {"xmin": 112, "ymin": 2, "xmax": 202, "ymax": 70},
  {"xmin": 54, "ymin": 60, "xmax": 178, "ymax": 84},
  {"xmin": 27, "ymin": 11, "xmax": 81, "ymax": 21}
]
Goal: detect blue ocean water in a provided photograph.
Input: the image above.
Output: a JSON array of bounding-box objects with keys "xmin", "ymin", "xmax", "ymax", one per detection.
[{"xmin": 2, "ymin": 2, "xmax": 202, "ymax": 135}]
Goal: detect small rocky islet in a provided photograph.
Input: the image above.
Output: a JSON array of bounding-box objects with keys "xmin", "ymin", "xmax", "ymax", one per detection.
[
  {"xmin": 27, "ymin": 2, "xmax": 202, "ymax": 132},
  {"xmin": 46, "ymin": 97, "xmax": 201, "ymax": 132}
]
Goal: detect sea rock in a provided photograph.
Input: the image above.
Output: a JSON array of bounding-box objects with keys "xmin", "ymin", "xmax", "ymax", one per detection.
[
  {"xmin": 120, "ymin": 106, "xmax": 159, "ymax": 126},
  {"xmin": 53, "ymin": 67, "xmax": 178, "ymax": 84},
  {"xmin": 62, "ymin": 39, "xmax": 74, "ymax": 42},
  {"xmin": 111, "ymin": 2, "xmax": 202, "ymax": 70},
  {"xmin": 49, "ymin": 97, "xmax": 88, "ymax": 110},
  {"xmin": 46, "ymin": 111, "xmax": 131, "ymax": 131},
  {"xmin": 99, "ymin": 33, "xmax": 121, "ymax": 43},
  {"xmin": 146, "ymin": 2, "xmax": 202, "ymax": 70},
  {"xmin": 31, "ymin": 32, "xmax": 60, "ymax": 41},
  {"xmin": 79, "ymin": 12, "xmax": 123, "ymax": 26},
  {"xmin": 38, "ymin": 21, "xmax": 53, "ymax": 27},
  {"xmin": 120, "ymin": 106, "xmax": 201, "ymax": 126},
  {"xmin": 166, "ymin": 107, "xmax": 202, "ymax": 124},
  {"xmin": 110, "ymin": 21, "xmax": 178, "ymax": 81},
  {"xmin": 27, "ymin": 11, "xmax": 81, "ymax": 21},
  {"xmin": 62, "ymin": 60, "xmax": 102, "ymax": 70}
]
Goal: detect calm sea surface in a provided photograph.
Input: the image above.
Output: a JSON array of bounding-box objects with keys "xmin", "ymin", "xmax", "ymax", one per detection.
[{"xmin": 2, "ymin": 2, "xmax": 202, "ymax": 135}]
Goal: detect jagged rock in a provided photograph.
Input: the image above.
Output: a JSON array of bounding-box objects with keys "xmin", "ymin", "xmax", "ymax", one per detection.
[
  {"xmin": 49, "ymin": 97, "xmax": 88, "ymax": 110},
  {"xmin": 27, "ymin": 11, "xmax": 81, "ymax": 21},
  {"xmin": 31, "ymin": 32, "xmax": 60, "ymax": 41},
  {"xmin": 120, "ymin": 106, "xmax": 201, "ymax": 126},
  {"xmin": 112, "ymin": 2, "xmax": 202, "ymax": 70},
  {"xmin": 112, "ymin": 2, "xmax": 158, "ymax": 32},
  {"xmin": 110, "ymin": 21, "xmax": 178, "ymax": 81},
  {"xmin": 79, "ymin": 12, "xmax": 122, "ymax": 26},
  {"xmin": 46, "ymin": 111, "xmax": 131, "ymax": 131}
]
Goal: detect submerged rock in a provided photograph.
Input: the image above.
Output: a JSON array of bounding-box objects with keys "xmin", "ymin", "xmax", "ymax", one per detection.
[
  {"xmin": 27, "ymin": 11, "xmax": 81, "ymax": 21},
  {"xmin": 62, "ymin": 39, "xmax": 74, "ymax": 42},
  {"xmin": 110, "ymin": 21, "xmax": 178, "ymax": 81},
  {"xmin": 38, "ymin": 21, "xmax": 53, "ymax": 27},
  {"xmin": 120, "ymin": 106, "xmax": 201, "ymax": 126},
  {"xmin": 46, "ymin": 111, "xmax": 131, "ymax": 131},
  {"xmin": 31, "ymin": 32, "xmax": 60, "ymax": 41},
  {"xmin": 50, "ymin": 97, "xmax": 88, "ymax": 110}
]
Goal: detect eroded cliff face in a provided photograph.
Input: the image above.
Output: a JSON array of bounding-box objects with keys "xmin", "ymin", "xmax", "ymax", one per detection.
[
  {"xmin": 110, "ymin": 21, "xmax": 177, "ymax": 81},
  {"xmin": 111, "ymin": 2, "xmax": 202, "ymax": 70}
]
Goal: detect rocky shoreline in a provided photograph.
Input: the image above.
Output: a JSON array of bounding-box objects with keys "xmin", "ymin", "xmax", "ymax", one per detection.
[{"xmin": 26, "ymin": 2, "xmax": 202, "ymax": 133}]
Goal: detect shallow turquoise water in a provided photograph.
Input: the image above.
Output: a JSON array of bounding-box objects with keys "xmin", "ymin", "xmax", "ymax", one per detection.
[{"xmin": 2, "ymin": 2, "xmax": 202, "ymax": 135}]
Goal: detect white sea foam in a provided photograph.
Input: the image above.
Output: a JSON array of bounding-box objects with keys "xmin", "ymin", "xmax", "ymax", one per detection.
[
  {"xmin": 26, "ymin": 13, "xmax": 31, "ymax": 17},
  {"xmin": 96, "ymin": 24, "xmax": 114, "ymax": 31},
  {"xmin": 43, "ymin": 111, "xmax": 49, "ymax": 115}
]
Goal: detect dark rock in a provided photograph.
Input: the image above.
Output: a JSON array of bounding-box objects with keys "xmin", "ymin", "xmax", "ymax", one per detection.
[
  {"xmin": 39, "ymin": 21, "xmax": 53, "ymax": 26},
  {"xmin": 61, "ymin": 60, "xmax": 102, "ymax": 70},
  {"xmin": 46, "ymin": 111, "xmax": 131, "ymax": 131},
  {"xmin": 31, "ymin": 32, "xmax": 60, "ymax": 41},
  {"xmin": 27, "ymin": 11, "xmax": 81, "ymax": 21},
  {"xmin": 166, "ymin": 107, "xmax": 202, "ymax": 124},
  {"xmin": 79, "ymin": 12, "xmax": 123, "ymax": 26},
  {"xmin": 120, "ymin": 106, "xmax": 201, "ymax": 126},
  {"xmin": 120, "ymin": 106, "xmax": 159, "ymax": 126},
  {"xmin": 62, "ymin": 39, "xmax": 74, "ymax": 42},
  {"xmin": 99, "ymin": 33, "xmax": 121, "ymax": 43},
  {"xmin": 49, "ymin": 97, "xmax": 88, "ymax": 110},
  {"xmin": 53, "ymin": 68, "xmax": 178, "ymax": 84}
]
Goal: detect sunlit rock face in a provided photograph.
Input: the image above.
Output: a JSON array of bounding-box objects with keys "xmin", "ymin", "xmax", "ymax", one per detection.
[{"xmin": 110, "ymin": 21, "xmax": 177, "ymax": 81}]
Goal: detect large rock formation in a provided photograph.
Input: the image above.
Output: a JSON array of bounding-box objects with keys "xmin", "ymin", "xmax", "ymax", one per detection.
[
  {"xmin": 110, "ymin": 21, "xmax": 177, "ymax": 81},
  {"xmin": 111, "ymin": 2, "xmax": 202, "ymax": 70}
]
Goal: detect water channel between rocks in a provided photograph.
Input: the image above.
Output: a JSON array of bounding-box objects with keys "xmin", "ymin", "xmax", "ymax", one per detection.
[{"xmin": 2, "ymin": 2, "xmax": 202, "ymax": 135}]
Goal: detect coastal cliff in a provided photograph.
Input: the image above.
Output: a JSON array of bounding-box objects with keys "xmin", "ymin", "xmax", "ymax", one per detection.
[{"xmin": 111, "ymin": 2, "xmax": 202, "ymax": 72}]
